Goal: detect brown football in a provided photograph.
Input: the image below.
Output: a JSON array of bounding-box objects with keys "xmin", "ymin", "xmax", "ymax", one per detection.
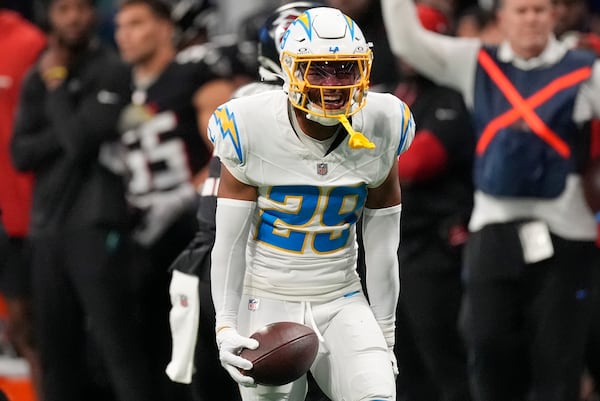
[{"xmin": 239, "ymin": 321, "xmax": 319, "ymax": 386}]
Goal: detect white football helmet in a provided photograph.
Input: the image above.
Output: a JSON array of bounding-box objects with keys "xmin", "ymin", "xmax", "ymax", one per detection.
[
  {"xmin": 280, "ymin": 7, "xmax": 372, "ymax": 124},
  {"xmin": 257, "ymin": 2, "xmax": 324, "ymax": 82}
]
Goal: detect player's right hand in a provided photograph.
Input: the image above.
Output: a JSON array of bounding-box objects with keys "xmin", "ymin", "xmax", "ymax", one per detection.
[{"xmin": 216, "ymin": 327, "xmax": 259, "ymax": 387}]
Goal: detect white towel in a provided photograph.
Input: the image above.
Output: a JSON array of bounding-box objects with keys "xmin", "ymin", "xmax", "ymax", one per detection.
[{"xmin": 166, "ymin": 270, "xmax": 200, "ymax": 383}]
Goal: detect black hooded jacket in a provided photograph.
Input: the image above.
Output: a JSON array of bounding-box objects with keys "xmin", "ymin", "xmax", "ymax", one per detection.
[{"xmin": 11, "ymin": 42, "xmax": 131, "ymax": 236}]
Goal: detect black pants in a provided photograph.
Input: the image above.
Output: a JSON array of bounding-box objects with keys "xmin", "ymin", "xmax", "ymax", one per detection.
[
  {"xmin": 395, "ymin": 298, "xmax": 440, "ymax": 401},
  {"xmin": 191, "ymin": 279, "xmax": 241, "ymax": 401},
  {"xmin": 461, "ymin": 222, "xmax": 594, "ymax": 401},
  {"xmin": 358, "ymin": 219, "xmax": 456, "ymax": 401},
  {"xmin": 586, "ymin": 256, "xmax": 600, "ymax": 387},
  {"xmin": 132, "ymin": 209, "xmax": 199, "ymax": 401},
  {"xmin": 399, "ymin": 237, "xmax": 471, "ymax": 401},
  {"xmin": 31, "ymin": 227, "xmax": 157, "ymax": 401}
]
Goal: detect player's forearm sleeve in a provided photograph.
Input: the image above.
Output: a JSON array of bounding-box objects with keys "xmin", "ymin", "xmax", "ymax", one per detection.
[
  {"xmin": 211, "ymin": 198, "xmax": 256, "ymax": 330},
  {"xmin": 362, "ymin": 204, "xmax": 402, "ymax": 348}
]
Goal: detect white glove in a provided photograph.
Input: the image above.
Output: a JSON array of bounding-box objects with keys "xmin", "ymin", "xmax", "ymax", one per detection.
[
  {"xmin": 377, "ymin": 317, "xmax": 398, "ymax": 377},
  {"xmin": 216, "ymin": 327, "xmax": 259, "ymax": 387}
]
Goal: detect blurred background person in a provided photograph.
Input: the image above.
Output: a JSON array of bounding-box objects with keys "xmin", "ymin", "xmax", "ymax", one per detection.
[
  {"xmin": 417, "ymin": 0, "xmax": 456, "ymax": 19},
  {"xmin": 374, "ymin": 4, "xmax": 475, "ymax": 401},
  {"xmin": 555, "ymin": 0, "xmax": 590, "ymax": 42},
  {"xmin": 165, "ymin": 4, "xmax": 338, "ymax": 401},
  {"xmin": 591, "ymin": 1, "xmax": 600, "ymax": 36},
  {"xmin": 553, "ymin": 2, "xmax": 600, "ymax": 398},
  {"xmin": 454, "ymin": 3, "xmax": 502, "ymax": 44},
  {"xmin": 9, "ymin": 1, "xmax": 159, "ymax": 401},
  {"xmin": 581, "ymin": 149, "xmax": 600, "ymax": 401},
  {"xmin": 169, "ymin": 0, "xmax": 219, "ymax": 50},
  {"xmin": 0, "ymin": 3, "xmax": 46, "ymax": 400},
  {"xmin": 554, "ymin": 0, "xmax": 600, "ymax": 56},
  {"xmin": 382, "ymin": 0, "xmax": 600, "ymax": 400},
  {"xmin": 112, "ymin": 1, "xmax": 255, "ymax": 399}
]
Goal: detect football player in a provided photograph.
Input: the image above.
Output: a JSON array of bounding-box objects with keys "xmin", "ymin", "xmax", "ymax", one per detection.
[
  {"xmin": 208, "ymin": 7, "xmax": 415, "ymax": 401},
  {"xmin": 165, "ymin": 3, "xmax": 326, "ymax": 401}
]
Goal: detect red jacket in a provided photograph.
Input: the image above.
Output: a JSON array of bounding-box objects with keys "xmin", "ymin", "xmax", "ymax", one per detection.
[{"xmin": 0, "ymin": 10, "xmax": 46, "ymax": 236}]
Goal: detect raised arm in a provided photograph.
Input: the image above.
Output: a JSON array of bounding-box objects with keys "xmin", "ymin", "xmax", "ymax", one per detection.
[{"xmin": 381, "ymin": 0, "xmax": 481, "ymax": 101}]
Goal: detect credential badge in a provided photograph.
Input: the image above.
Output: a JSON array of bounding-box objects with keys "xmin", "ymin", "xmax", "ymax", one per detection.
[{"xmin": 317, "ymin": 162, "xmax": 328, "ymax": 176}]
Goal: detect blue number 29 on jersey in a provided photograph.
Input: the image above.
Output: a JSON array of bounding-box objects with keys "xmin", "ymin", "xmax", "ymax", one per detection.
[{"xmin": 255, "ymin": 185, "xmax": 367, "ymax": 254}]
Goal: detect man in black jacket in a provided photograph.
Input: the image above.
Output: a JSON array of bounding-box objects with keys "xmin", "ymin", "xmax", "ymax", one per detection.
[{"xmin": 10, "ymin": 1, "xmax": 158, "ymax": 401}]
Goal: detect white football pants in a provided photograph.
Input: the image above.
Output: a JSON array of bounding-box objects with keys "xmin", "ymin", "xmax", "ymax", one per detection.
[{"xmin": 236, "ymin": 291, "xmax": 396, "ymax": 401}]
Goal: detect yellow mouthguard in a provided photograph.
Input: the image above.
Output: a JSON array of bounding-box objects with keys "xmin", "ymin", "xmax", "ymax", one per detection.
[{"xmin": 338, "ymin": 115, "xmax": 375, "ymax": 150}]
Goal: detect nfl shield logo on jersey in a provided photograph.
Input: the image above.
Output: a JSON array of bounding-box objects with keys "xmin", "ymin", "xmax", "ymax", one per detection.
[
  {"xmin": 248, "ymin": 298, "xmax": 260, "ymax": 311},
  {"xmin": 317, "ymin": 162, "xmax": 328, "ymax": 175}
]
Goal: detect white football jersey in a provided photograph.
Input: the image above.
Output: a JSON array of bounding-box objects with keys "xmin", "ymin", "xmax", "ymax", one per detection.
[{"xmin": 208, "ymin": 90, "xmax": 414, "ymax": 301}]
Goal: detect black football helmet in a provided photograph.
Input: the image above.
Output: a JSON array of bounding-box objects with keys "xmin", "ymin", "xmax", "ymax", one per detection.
[
  {"xmin": 170, "ymin": 0, "xmax": 217, "ymax": 48},
  {"xmin": 257, "ymin": 1, "xmax": 324, "ymax": 81}
]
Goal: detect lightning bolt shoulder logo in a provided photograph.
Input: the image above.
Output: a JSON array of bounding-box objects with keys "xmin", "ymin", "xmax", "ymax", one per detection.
[
  {"xmin": 397, "ymin": 102, "xmax": 414, "ymax": 155},
  {"xmin": 214, "ymin": 106, "xmax": 243, "ymax": 164},
  {"xmin": 402, "ymin": 102, "xmax": 412, "ymax": 134}
]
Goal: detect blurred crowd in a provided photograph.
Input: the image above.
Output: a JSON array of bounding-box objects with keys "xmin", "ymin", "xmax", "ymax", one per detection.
[{"xmin": 0, "ymin": 0, "xmax": 599, "ymax": 401}]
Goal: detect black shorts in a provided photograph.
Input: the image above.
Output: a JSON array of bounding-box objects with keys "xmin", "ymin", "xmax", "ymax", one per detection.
[{"xmin": 0, "ymin": 236, "xmax": 32, "ymax": 299}]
